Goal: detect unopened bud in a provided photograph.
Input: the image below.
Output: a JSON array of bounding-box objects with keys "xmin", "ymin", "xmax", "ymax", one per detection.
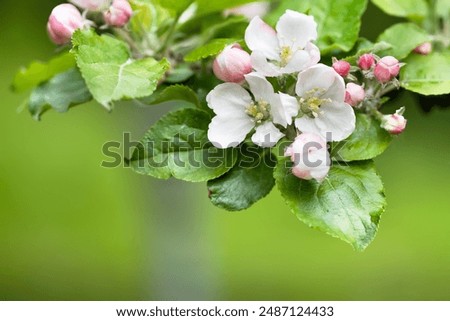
[
  {"xmin": 332, "ymin": 59, "xmax": 351, "ymax": 77},
  {"xmin": 358, "ymin": 53, "xmax": 375, "ymax": 70},
  {"xmin": 70, "ymin": 0, "xmax": 111, "ymax": 11},
  {"xmin": 381, "ymin": 108, "xmax": 407, "ymax": 135},
  {"xmin": 47, "ymin": 4, "xmax": 85, "ymax": 45},
  {"xmin": 345, "ymin": 83, "xmax": 365, "ymax": 107},
  {"xmin": 213, "ymin": 44, "xmax": 252, "ymax": 83},
  {"xmin": 104, "ymin": 0, "xmax": 132, "ymax": 27},
  {"xmin": 374, "ymin": 56, "xmax": 401, "ymax": 83},
  {"xmin": 414, "ymin": 42, "xmax": 432, "ymax": 55},
  {"xmin": 284, "ymin": 133, "xmax": 330, "ymax": 182}
]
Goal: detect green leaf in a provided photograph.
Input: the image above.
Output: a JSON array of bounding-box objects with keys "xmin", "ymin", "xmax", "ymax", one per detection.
[
  {"xmin": 268, "ymin": 0, "xmax": 368, "ymax": 54},
  {"xmin": 371, "ymin": 0, "xmax": 429, "ymax": 20},
  {"xmin": 129, "ymin": 0, "xmax": 173, "ymax": 38},
  {"xmin": 207, "ymin": 146, "xmax": 276, "ymax": 211},
  {"xmin": 165, "ymin": 64, "xmax": 195, "ymax": 83},
  {"xmin": 12, "ymin": 52, "xmax": 76, "ymax": 92},
  {"xmin": 185, "ymin": 38, "xmax": 240, "ymax": 62},
  {"xmin": 436, "ymin": 0, "xmax": 450, "ymax": 18},
  {"xmin": 400, "ymin": 51, "xmax": 450, "ymax": 95},
  {"xmin": 129, "ymin": 108, "xmax": 237, "ymax": 182},
  {"xmin": 71, "ymin": 29, "xmax": 170, "ymax": 109},
  {"xmin": 28, "ymin": 68, "xmax": 92, "ymax": 120},
  {"xmin": 152, "ymin": 0, "xmax": 192, "ymax": 14},
  {"xmin": 377, "ymin": 23, "xmax": 432, "ymax": 60},
  {"xmin": 275, "ymin": 160, "xmax": 386, "ymax": 251},
  {"xmin": 331, "ymin": 114, "xmax": 393, "ymax": 162},
  {"xmin": 140, "ymin": 85, "xmax": 200, "ymax": 107}
]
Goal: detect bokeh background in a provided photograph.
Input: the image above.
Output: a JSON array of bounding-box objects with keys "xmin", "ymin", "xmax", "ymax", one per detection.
[{"xmin": 1, "ymin": 0, "xmax": 449, "ymax": 300}]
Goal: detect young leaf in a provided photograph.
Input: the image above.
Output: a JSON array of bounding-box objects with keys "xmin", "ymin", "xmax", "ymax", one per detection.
[
  {"xmin": 331, "ymin": 113, "xmax": 393, "ymax": 162},
  {"xmin": 371, "ymin": 0, "xmax": 429, "ymax": 20},
  {"xmin": 343, "ymin": 39, "xmax": 392, "ymax": 64},
  {"xmin": 185, "ymin": 38, "xmax": 240, "ymax": 62},
  {"xmin": 275, "ymin": 160, "xmax": 386, "ymax": 251},
  {"xmin": 128, "ymin": 108, "xmax": 237, "ymax": 182},
  {"xmin": 71, "ymin": 29, "xmax": 170, "ymax": 109},
  {"xmin": 28, "ymin": 68, "xmax": 92, "ymax": 120},
  {"xmin": 196, "ymin": 0, "xmax": 258, "ymax": 16},
  {"xmin": 400, "ymin": 51, "xmax": 450, "ymax": 95},
  {"xmin": 377, "ymin": 23, "xmax": 432, "ymax": 60},
  {"xmin": 12, "ymin": 52, "xmax": 75, "ymax": 92},
  {"xmin": 267, "ymin": 0, "xmax": 368, "ymax": 54},
  {"xmin": 140, "ymin": 85, "xmax": 200, "ymax": 107},
  {"xmin": 207, "ymin": 146, "xmax": 276, "ymax": 211}
]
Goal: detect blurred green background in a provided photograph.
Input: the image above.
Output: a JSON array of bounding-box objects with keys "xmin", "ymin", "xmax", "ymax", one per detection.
[{"xmin": 1, "ymin": 0, "xmax": 449, "ymax": 301}]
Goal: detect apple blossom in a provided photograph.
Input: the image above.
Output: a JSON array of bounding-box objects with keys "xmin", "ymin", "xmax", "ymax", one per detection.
[
  {"xmin": 104, "ymin": 0, "xmax": 132, "ymax": 27},
  {"xmin": 294, "ymin": 64, "xmax": 356, "ymax": 142},
  {"xmin": 244, "ymin": 10, "xmax": 320, "ymax": 77},
  {"xmin": 332, "ymin": 59, "xmax": 351, "ymax": 77},
  {"xmin": 374, "ymin": 56, "xmax": 401, "ymax": 83},
  {"xmin": 224, "ymin": 2, "xmax": 270, "ymax": 20},
  {"xmin": 381, "ymin": 108, "xmax": 407, "ymax": 135},
  {"xmin": 47, "ymin": 4, "xmax": 86, "ymax": 45},
  {"xmin": 284, "ymin": 133, "xmax": 330, "ymax": 182},
  {"xmin": 69, "ymin": 0, "xmax": 111, "ymax": 11},
  {"xmin": 207, "ymin": 73, "xmax": 298, "ymax": 148},
  {"xmin": 345, "ymin": 83, "xmax": 365, "ymax": 107},
  {"xmin": 213, "ymin": 44, "xmax": 252, "ymax": 83},
  {"xmin": 414, "ymin": 42, "xmax": 432, "ymax": 55},
  {"xmin": 358, "ymin": 53, "xmax": 375, "ymax": 70}
]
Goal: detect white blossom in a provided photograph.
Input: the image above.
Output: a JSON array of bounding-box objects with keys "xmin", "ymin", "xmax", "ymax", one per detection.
[
  {"xmin": 295, "ymin": 64, "xmax": 356, "ymax": 142},
  {"xmin": 207, "ymin": 73, "xmax": 298, "ymax": 148},
  {"xmin": 244, "ymin": 10, "xmax": 320, "ymax": 77}
]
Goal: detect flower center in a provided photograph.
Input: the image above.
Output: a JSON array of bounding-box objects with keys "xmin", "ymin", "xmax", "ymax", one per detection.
[
  {"xmin": 246, "ymin": 100, "xmax": 271, "ymax": 124},
  {"xmin": 280, "ymin": 46, "xmax": 293, "ymax": 67},
  {"xmin": 298, "ymin": 88, "xmax": 331, "ymax": 118}
]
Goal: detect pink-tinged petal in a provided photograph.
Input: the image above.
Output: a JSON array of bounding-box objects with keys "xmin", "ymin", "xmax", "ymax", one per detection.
[
  {"xmin": 296, "ymin": 64, "xmax": 346, "ymax": 102},
  {"xmin": 206, "ymin": 83, "xmax": 252, "ymax": 118},
  {"xmin": 251, "ymin": 122, "xmax": 284, "ymax": 147},
  {"xmin": 245, "ymin": 16, "xmax": 279, "ymax": 60},
  {"xmin": 296, "ymin": 101, "xmax": 356, "ymax": 141},
  {"xmin": 250, "ymin": 51, "xmax": 282, "ymax": 77},
  {"xmin": 208, "ymin": 115, "xmax": 254, "ymax": 148},
  {"xmin": 245, "ymin": 72, "xmax": 274, "ymax": 102},
  {"xmin": 276, "ymin": 10, "xmax": 317, "ymax": 49}
]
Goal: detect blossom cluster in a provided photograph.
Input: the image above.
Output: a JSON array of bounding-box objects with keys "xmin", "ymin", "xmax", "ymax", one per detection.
[
  {"xmin": 208, "ymin": 10, "xmax": 355, "ymax": 182},
  {"xmin": 47, "ymin": 0, "xmax": 132, "ymax": 45},
  {"xmin": 207, "ymin": 10, "xmax": 407, "ymax": 183}
]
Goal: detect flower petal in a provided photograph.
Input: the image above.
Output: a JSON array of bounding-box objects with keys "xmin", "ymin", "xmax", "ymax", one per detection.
[
  {"xmin": 206, "ymin": 83, "xmax": 252, "ymax": 117},
  {"xmin": 250, "ymin": 51, "xmax": 282, "ymax": 77},
  {"xmin": 296, "ymin": 64, "xmax": 345, "ymax": 102},
  {"xmin": 208, "ymin": 115, "xmax": 254, "ymax": 148},
  {"xmin": 245, "ymin": 16, "xmax": 279, "ymax": 60},
  {"xmin": 251, "ymin": 122, "xmax": 284, "ymax": 147},
  {"xmin": 295, "ymin": 101, "xmax": 356, "ymax": 141},
  {"xmin": 275, "ymin": 92, "xmax": 298, "ymax": 126},
  {"xmin": 245, "ymin": 72, "xmax": 274, "ymax": 102},
  {"xmin": 276, "ymin": 10, "xmax": 318, "ymax": 49}
]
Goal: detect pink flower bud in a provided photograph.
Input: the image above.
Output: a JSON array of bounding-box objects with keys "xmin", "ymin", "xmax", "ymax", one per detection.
[
  {"xmin": 224, "ymin": 2, "xmax": 270, "ymax": 20},
  {"xmin": 358, "ymin": 53, "xmax": 375, "ymax": 70},
  {"xmin": 414, "ymin": 42, "xmax": 432, "ymax": 55},
  {"xmin": 374, "ymin": 56, "xmax": 401, "ymax": 83},
  {"xmin": 284, "ymin": 133, "xmax": 330, "ymax": 182},
  {"xmin": 345, "ymin": 83, "xmax": 365, "ymax": 107},
  {"xmin": 47, "ymin": 4, "xmax": 85, "ymax": 45},
  {"xmin": 381, "ymin": 108, "xmax": 407, "ymax": 135},
  {"xmin": 332, "ymin": 59, "xmax": 351, "ymax": 77},
  {"xmin": 104, "ymin": 0, "xmax": 132, "ymax": 27},
  {"xmin": 70, "ymin": 0, "xmax": 111, "ymax": 11},
  {"xmin": 213, "ymin": 44, "xmax": 252, "ymax": 83}
]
